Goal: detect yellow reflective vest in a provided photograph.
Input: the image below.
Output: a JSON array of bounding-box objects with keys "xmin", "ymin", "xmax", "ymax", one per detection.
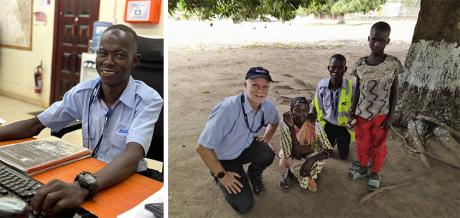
[{"xmin": 313, "ymin": 79, "xmax": 355, "ymax": 141}]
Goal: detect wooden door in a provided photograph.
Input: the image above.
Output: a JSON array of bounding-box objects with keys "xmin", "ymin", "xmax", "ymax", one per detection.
[{"xmin": 50, "ymin": 0, "xmax": 100, "ymax": 103}]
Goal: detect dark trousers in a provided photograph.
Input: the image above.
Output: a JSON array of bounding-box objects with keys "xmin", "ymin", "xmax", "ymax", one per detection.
[
  {"xmin": 324, "ymin": 121, "xmax": 351, "ymax": 160},
  {"xmin": 218, "ymin": 140, "xmax": 275, "ymax": 214}
]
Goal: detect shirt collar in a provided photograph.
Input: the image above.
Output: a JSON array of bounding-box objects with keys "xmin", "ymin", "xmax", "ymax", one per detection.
[
  {"xmin": 243, "ymin": 92, "xmax": 264, "ymax": 113},
  {"xmin": 325, "ymin": 77, "xmax": 347, "ymax": 89}
]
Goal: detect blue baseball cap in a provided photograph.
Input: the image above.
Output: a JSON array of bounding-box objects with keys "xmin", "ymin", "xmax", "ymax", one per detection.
[{"xmin": 245, "ymin": 67, "xmax": 273, "ymax": 82}]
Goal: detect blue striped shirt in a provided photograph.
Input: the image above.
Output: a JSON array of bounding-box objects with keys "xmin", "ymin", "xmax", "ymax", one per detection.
[
  {"xmin": 198, "ymin": 92, "xmax": 279, "ymax": 160},
  {"xmin": 312, "ymin": 77, "xmax": 355, "ymax": 125},
  {"xmin": 38, "ymin": 76, "xmax": 163, "ymax": 171}
]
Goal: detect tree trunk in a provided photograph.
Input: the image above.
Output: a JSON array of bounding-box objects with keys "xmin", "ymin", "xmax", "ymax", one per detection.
[{"xmin": 395, "ymin": 0, "xmax": 460, "ymax": 130}]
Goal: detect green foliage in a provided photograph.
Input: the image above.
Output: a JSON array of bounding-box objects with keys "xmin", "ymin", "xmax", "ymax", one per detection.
[
  {"xmin": 169, "ymin": 0, "xmax": 327, "ymax": 22},
  {"xmin": 299, "ymin": 0, "xmax": 386, "ymax": 16},
  {"xmin": 169, "ymin": 0, "xmax": 387, "ymax": 21},
  {"xmin": 332, "ymin": 0, "xmax": 386, "ymax": 15},
  {"xmin": 386, "ymin": 0, "xmax": 419, "ymax": 7}
]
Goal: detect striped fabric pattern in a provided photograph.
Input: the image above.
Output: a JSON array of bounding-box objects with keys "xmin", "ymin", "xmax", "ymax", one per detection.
[
  {"xmin": 351, "ymin": 55, "xmax": 404, "ymax": 119},
  {"xmin": 279, "ymin": 121, "xmax": 333, "ymax": 190}
]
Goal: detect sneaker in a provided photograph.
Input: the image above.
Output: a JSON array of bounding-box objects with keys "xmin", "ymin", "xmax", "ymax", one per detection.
[{"xmin": 247, "ymin": 173, "xmax": 265, "ymax": 195}]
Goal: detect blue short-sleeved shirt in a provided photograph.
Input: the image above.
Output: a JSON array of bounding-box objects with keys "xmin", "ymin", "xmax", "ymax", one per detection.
[
  {"xmin": 38, "ymin": 76, "xmax": 163, "ymax": 171},
  {"xmin": 198, "ymin": 92, "xmax": 279, "ymax": 160},
  {"xmin": 312, "ymin": 77, "xmax": 355, "ymax": 125}
]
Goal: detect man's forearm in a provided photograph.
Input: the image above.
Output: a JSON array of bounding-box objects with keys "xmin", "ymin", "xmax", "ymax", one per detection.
[
  {"xmin": 94, "ymin": 142, "xmax": 144, "ymax": 192},
  {"xmin": 350, "ymin": 80, "xmax": 360, "ymax": 114},
  {"xmin": 196, "ymin": 145, "xmax": 225, "ymax": 175},
  {"xmin": 264, "ymin": 123, "xmax": 279, "ymax": 139},
  {"xmin": 0, "ymin": 117, "xmax": 45, "ymax": 141},
  {"xmin": 388, "ymin": 78, "xmax": 399, "ymax": 118}
]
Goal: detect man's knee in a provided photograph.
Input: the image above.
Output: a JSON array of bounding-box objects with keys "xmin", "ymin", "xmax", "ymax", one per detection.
[
  {"xmin": 231, "ymin": 196, "xmax": 254, "ymax": 214},
  {"xmin": 259, "ymin": 148, "xmax": 275, "ymax": 166}
]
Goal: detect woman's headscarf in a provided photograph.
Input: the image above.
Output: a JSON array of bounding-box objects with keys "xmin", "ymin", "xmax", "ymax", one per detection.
[{"xmin": 290, "ymin": 97, "xmax": 309, "ymax": 110}]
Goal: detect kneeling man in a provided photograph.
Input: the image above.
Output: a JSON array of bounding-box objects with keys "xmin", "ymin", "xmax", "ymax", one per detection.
[{"xmin": 196, "ymin": 67, "xmax": 279, "ymax": 214}]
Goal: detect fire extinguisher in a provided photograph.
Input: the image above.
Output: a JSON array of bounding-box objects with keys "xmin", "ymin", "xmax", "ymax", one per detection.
[{"xmin": 34, "ymin": 61, "xmax": 43, "ymax": 94}]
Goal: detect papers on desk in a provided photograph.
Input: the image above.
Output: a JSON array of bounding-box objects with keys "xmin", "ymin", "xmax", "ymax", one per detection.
[
  {"xmin": 0, "ymin": 117, "xmax": 5, "ymax": 125},
  {"xmin": 117, "ymin": 186, "xmax": 165, "ymax": 218}
]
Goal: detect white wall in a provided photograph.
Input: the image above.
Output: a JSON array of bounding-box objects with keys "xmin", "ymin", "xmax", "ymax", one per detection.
[
  {"xmin": 99, "ymin": 0, "xmax": 164, "ymax": 38},
  {"xmin": 0, "ymin": 0, "xmax": 56, "ymax": 106}
]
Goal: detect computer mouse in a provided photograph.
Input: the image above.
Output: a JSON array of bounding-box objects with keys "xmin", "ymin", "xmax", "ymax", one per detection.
[{"xmin": 0, "ymin": 196, "xmax": 28, "ymax": 218}]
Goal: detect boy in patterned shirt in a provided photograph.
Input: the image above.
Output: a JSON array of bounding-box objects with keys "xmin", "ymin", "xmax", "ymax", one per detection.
[{"xmin": 349, "ymin": 21, "xmax": 404, "ymax": 191}]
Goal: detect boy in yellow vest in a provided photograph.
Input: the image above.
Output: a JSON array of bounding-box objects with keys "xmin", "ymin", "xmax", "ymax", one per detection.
[{"xmin": 310, "ymin": 54, "xmax": 355, "ymax": 160}]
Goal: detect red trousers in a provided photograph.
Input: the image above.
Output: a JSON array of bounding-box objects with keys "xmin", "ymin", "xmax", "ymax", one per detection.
[{"xmin": 355, "ymin": 114, "xmax": 389, "ymax": 173}]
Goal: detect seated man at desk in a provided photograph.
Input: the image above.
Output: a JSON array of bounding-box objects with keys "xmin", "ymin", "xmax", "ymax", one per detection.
[{"xmin": 0, "ymin": 24, "xmax": 163, "ymax": 216}]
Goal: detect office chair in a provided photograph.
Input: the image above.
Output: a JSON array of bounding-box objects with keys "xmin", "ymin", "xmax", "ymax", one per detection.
[{"xmin": 51, "ymin": 36, "xmax": 164, "ymax": 180}]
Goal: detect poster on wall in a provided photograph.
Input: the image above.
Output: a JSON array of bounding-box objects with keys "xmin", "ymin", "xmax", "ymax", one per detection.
[{"xmin": 0, "ymin": 0, "xmax": 33, "ymax": 50}]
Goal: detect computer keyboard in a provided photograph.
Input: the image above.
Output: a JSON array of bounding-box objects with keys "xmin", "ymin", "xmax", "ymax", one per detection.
[
  {"xmin": 0, "ymin": 161, "xmax": 42, "ymax": 202},
  {"xmin": 0, "ymin": 161, "xmax": 97, "ymax": 217}
]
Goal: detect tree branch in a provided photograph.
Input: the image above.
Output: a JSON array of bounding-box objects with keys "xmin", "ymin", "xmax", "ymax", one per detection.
[{"xmin": 359, "ymin": 183, "xmax": 411, "ymax": 204}]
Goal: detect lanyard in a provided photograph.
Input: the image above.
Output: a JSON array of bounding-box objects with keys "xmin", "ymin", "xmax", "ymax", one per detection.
[
  {"xmin": 87, "ymin": 80, "xmax": 119, "ymax": 158},
  {"xmin": 240, "ymin": 93, "xmax": 266, "ymax": 133}
]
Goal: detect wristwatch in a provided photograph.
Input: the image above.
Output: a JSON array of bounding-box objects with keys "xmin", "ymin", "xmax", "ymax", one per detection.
[
  {"xmin": 211, "ymin": 171, "xmax": 226, "ymax": 181},
  {"xmin": 216, "ymin": 171, "xmax": 225, "ymax": 179},
  {"xmin": 74, "ymin": 171, "xmax": 98, "ymax": 199}
]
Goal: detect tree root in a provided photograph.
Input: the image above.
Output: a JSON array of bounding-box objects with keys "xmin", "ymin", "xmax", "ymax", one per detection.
[
  {"xmin": 417, "ymin": 115, "xmax": 460, "ymax": 139},
  {"xmin": 408, "ymin": 120, "xmax": 431, "ymax": 170},
  {"xmin": 420, "ymin": 151, "xmax": 460, "ymax": 170},
  {"xmin": 359, "ymin": 182, "xmax": 411, "ymax": 204},
  {"xmin": 392, "ymin": 126, "xmax": 460, "ymax": 170},
  {"xmin": 433, "ymin": 127, "xmax": 460, "ymax": 161},
  {"xmin": 391, "ymin": 127, "xmax": 418, "ymax": 153}
]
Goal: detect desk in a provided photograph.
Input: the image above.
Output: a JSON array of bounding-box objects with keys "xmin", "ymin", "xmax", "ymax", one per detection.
[{"xmin": 0, "ymin": 139, "xmax": 163, "ymax": 218}]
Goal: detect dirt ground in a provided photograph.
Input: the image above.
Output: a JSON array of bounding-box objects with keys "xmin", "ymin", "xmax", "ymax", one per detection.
[{"xmin": 168, "ymin": 20, "xmax": 460, "ymax": 217}]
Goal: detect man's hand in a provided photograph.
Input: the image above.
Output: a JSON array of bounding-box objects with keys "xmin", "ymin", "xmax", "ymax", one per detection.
[
  {"xmin": 381, "ymin": 116, "xmax": 393, "ymax": 130},
  {"xmin": 285, "ymin": 156, "xmax": 294, "ymax": 166},
  {"xmin": 283, "ymin": 112, "xmax": 294, "ymax": 128},
  {"xmin": 220, "ymin": 171, "xmax": 243, "ymax": 194},
  {"xmin": 306, "ymin": 113, "xmax": 316, "ymax": 122},
  {"xmin": 292, "ymin": 146, "xmax": 304, "ymax": 160},
  {"xmin": 348, "ymin": 118, "xmax": 357, "ymax": 128},
  {"xmin": 29, "ymin": 179, "xmax": 88, "ymax": 216},
  {"xmin": 300, "ymin": 158, "xmax": 315, "ymax": 177},
  {"xmin": 256, "ymin": 135, "xmax": 272, "ymax": 143}
]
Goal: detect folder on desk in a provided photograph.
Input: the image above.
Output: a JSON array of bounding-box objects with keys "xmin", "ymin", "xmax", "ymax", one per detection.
[{"xmin": 0, "ymin": 137, "xmax": 91, "ymax": 175}]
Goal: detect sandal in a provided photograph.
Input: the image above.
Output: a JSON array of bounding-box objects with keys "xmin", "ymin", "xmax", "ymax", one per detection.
[
  {"xmin": 279, "ymin": 170, "xmax": 293, "ymax": 192},
  {"xmin": 349, "ymin": 160, "xmax": 372, "ymax": 171},
  {"xmin": 368, "ymin": 173, "xmax": 381, "ymax": 192},
  {"xmin": 349, "ymin": 161, "xmax": 361, "ymax": 171},
  {"xmin": 307, "ymin": 178, "xmax": 317, "ymax": 192},
  {"xmin": 348, "ymin": 167, "xmax": 369, "ymax": 180}
]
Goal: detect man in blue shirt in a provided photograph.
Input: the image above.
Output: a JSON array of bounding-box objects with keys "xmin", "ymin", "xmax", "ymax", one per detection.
[
  {"xmin": 0, "ymin": 24, "xmax": 163, "ymax": 216},
  {"xmin": 196, "ymin": 67, "xmax": 279, "ymax": 214},
  {"xmin": 310, "ymin": 54, "xmax": 355, "ymax": 160}
]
